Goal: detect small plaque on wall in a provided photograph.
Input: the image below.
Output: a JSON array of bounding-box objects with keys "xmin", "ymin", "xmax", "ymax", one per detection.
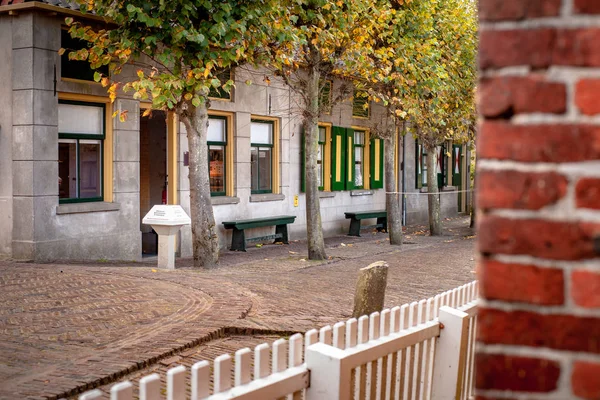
[{"xmin": 183, "ymin": 151, "xmax": 189, "ymax": 166}]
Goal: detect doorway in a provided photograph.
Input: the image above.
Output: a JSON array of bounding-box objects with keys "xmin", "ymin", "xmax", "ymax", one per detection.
[{"xmin": 140, "ymin": 110, "xmax": 167, "ymax": 256}]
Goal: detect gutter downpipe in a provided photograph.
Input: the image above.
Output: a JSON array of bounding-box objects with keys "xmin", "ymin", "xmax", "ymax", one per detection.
[{"xmin": 401, "ymin": 126, "xmax": 406, "ymax": 226}]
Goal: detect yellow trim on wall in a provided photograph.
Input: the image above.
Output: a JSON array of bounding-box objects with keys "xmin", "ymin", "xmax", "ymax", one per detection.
[
  {"xmin": 318, "ymin": 122, "xmax": 332, "ymax": 192},
  {"xmin": 374, "ymin": 139, "xmax": 381, "ymax": 182},
  {"xmin": 57, "ymin": 92, "xmax": 114, "ymax": 202},
  {"xmin": 58, "ymin": 92, "xmax": 112, "ymax": 104},
  {"xmin": 167, "ymin": 112, "xmax": 179, "ymax": 205},
  {"xmin": 208, "ymin": 110, "xmax": 235, "ymax": 197},
  {"xmin": 335, "ymin": 135, "xmax": 342, "ymax": 183},
  {"xmin": 251, "ymin": 115, "xmax": 280, "ymax": 194}
]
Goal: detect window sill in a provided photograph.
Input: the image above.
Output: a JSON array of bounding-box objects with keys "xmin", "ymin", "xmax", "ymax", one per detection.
[
  {"xmin": 350, "ymin": 190, "xmax": 373, "ymax": 196},
  {"xmin": 442, "ymin": 186, "xmax": 457, "ymax": 192},
  {"xmin": 250, "ymin": 193, "xmax": 285, "ymax": 203},
  {"xmin": 211, "ymin": 196, "xmax": 240, "ymax": 205},
  {"xmin": 419, "ymin": 187, "xmax": 428, "ymax": 193},
  {"xmin": 57, "ymin": 202, "xmax": 120, "ymax": 215},
  {"xmin": 319, "ymin": 192, "xmax": 336, "ymax": 199}
]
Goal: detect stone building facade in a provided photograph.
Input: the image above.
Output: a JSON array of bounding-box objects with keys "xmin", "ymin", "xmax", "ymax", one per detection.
[{"xmin": 0, "ymin": 1, "xmax": 471, "ymax": 261}]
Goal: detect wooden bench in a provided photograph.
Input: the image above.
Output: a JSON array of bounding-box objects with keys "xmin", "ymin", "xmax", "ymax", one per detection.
[
  {"xmin": 344, "ymin": 210, "xmax": 387, "ymax": 237},
  {"xmin": 222, "ymin": 215, "xmax": 296, "ymax": 251}
]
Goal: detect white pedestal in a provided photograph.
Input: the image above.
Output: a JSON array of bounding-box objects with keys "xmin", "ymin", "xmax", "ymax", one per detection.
[
  {"xmin": 158, "ymin": 234, "xmax": 177, "ymax": 270},
  {"xmin": 142, "ymin": 205, "xmax": 191, "ymax": 271}
]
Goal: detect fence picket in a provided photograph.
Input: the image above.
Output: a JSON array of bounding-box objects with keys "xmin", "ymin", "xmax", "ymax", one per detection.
[
  {"xmin": 333, "ymin": 322, "xmax": 346, "ymax": 350},
  {"xmin": 305, "ymin": 329, "xmax": 318, "ymax": 358},
  {"xmin": 424, "ymin": 298, "xmax": 435, "ymax": 400},
  {"xmin": 358, "ymin": 315, "xmax": 369, "ymax": 399},
  {"xmin": 214, "ymin": 355, "xmax": 232, "ymax": 394},
  {"xmin": 191, "ymin": 360, "xmax": 210, "ymax": 400},
  {"xmin": 381, "ymin": 309, "xmax": 391, "ymax": 399},
  {"xmin": 289, "ymin": 334, "xmax": 304, "ymax": 367},
  {"xmin": 320, "ymin": 325, "xmax": 333, "ymax": 346},
  {"xmin": 389, "ymin": 307, "xmax": 401, "ymax": 400},
  {"xmin": 139, "ymin": 373, "xmax": 160, "ymax": 400},
  {"xmin": 167, "ymin": 366, "xmax": 186, "ymax": 400},
  {"xmin": 390, "ymin": 306, "xmax": 401, "ymax": 333},
  {"xmin": 346, "ymin": 318, "xmax": 358, "ymax": 349},
  {"xmin": 368, "ymin": 312, "xmax": 381, "ymax": 400},
  {"xmin": 235, "ymin": 348, "xmax": 252, "ymax": 386},
  {"xmin": 110, "ymin": 381, "xmax": 133, "ymax": 400},
  {"xmin": 254, "ymin": 343, "xmax": 271, "ymax": 379},
  {"xmin": 273, "ymin": 339, "xmax": 288, "ymax": 373}
]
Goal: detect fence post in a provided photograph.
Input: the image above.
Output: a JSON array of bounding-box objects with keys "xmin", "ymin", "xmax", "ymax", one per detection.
[
  {"xmin": 305, "ymin": 342, "xmax": 352, "ymax": 400},
  {"xmin": 431, "ymin": 306, "xmax": 469, "ymax": 400}
]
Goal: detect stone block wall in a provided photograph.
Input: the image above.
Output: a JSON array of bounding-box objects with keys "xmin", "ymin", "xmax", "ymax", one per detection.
[{"xmin": 477, "ymin": 0, "xmax": 600, "ymax": 398}]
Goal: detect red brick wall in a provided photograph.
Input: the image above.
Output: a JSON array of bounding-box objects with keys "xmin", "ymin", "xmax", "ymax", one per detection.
[{"xmin": 477, "ymin": 1, "xmax": 600, "ymax": 399}]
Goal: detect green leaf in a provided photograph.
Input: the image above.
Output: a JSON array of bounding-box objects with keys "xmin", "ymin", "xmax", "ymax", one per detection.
[{"xmin": 93, "ymin": 71, "xmax": 102, "ymax": 82}]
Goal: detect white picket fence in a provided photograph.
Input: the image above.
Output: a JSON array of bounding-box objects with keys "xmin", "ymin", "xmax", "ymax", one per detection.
[{"xmin": 80, "ymin": 281, "xmax": 478, "ymax": 400}]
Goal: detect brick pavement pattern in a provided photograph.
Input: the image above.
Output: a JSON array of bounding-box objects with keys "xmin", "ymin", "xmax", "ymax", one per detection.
[{"xmin": 0, "ymin": 217, "xmax": 475, "ymax": 399}]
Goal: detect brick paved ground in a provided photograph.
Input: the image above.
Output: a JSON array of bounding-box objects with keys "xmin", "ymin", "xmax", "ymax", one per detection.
[{"xmin": 0, "ymin": 216, "xmax": 475, "ymax": 399}]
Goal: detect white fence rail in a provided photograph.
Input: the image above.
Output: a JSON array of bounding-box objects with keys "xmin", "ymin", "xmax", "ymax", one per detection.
[{"xmin": 80, "ymin": 281, "xmax": 478, "ymax": 400}]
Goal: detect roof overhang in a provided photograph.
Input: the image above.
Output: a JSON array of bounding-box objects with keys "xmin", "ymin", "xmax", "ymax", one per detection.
[{"xmin": 0, "ymin": 1, "xmax": 108, "ymax": 23}]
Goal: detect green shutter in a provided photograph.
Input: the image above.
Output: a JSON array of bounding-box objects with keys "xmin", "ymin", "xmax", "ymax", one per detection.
[
  {"xmin": 416, "ymin": 141, "xmax": 422, "ymax": 189},
  {"xmin": 345, "ymin": 128, "xmax": 356, "ymax": 190},
  {"xmin": 370, "ymin": 138, "xmax": 384, "ymax": 189},
  {"xmin": 331, "ymin": 126, "xmax": 346, "ymax": 191},
  {"xmin": 300, "ymin": 129, "xmax": 305, "ymax": 192},
  {"xmin": 437, "ymin": 145, "xmax": 444, "ymax": 189}
]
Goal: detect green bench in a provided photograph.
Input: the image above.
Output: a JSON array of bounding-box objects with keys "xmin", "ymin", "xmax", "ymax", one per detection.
[
  {"xmin": 222, "ymin": 215, "xmax": 297, "ymax": 251},
  {"xmin": 344, "ymin": 210, "xmax": 387, "ymax": 237}
]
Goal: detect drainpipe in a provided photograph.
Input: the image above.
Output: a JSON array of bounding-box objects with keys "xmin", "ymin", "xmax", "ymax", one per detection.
[{"xmin": 402, "ymin": 131, "xmax": 406, "ymax": 226}]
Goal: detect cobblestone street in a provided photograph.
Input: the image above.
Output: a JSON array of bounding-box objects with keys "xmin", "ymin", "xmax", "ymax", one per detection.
[{"xmin": 0, "ymin": 216, "xmax": 476, "ymax": 399}]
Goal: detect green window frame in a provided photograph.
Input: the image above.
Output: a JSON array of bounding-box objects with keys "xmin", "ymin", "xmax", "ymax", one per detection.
[
  {"xmin": 60, "ymin": 29, "xmax": 108, "ymax": 81},
  {"xmin": 317, "ymin": 126, "xmax": 326, "ymax": 190},
  {"xmin": 416, "ymin": 141, "xmax": 427, "ymax": 189},
  {"xmin": 352, "ymin": 90, "xmax": 370, "ymax": 119},
  {"xmin": 58, "ymin": 101, "xmax": 105, "ymax": 204},
  {"xmin": 208, "ymin": 116, "xmax": 227, "ymax": 196},
  {"xmin": 352, "ymin": 129, "xmax": 366, "ymax": 190},
  {"xmin": 250, "ymin": 120, "xmax": 274, "ymax": 194}
]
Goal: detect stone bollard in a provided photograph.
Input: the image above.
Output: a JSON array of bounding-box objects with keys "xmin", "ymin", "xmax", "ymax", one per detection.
[{"xmin": 352, "ymin": 261, "xmax": 389, "ymax": 318}]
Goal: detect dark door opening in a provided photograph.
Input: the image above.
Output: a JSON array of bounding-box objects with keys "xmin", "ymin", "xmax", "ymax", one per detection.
[{"xmin": 140, "ymin": 110, "xmax": 167, "ymax": 256}]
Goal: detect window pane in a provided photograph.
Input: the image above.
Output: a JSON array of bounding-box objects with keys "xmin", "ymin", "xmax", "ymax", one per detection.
[
  {"xmin": 208, "ymin": 118, "xmax": 226, "ymax": 142},
  {"xmin": 354, "ymin": 131, "xmax": 364, "ymax": 145},
  {"xmin": 355, "ymin": 147, "xmax": 363, "ymax": 187},
  {"xmin": 251, "ymin": 147, "xmax": 259, "ymax": 191},
  {"xmin": 59, "ymin": 104, "xmax": 104, "ymax": 135},
  {"xmin": 318, "ymin": 126, "xmax": 326, "ymax": 143},
  {"xmin": 422, "ymin": 154, "xmax": 428, "ymax": 185},
  {"xmin": 209, "ymin": 145, "xmax": 225, "ymax": 193},
  {"xmin": 59, "ymin": 140, "xmax": 77, "ymax": 199},
  {"xmin": 259, "ymin": 147, "xmax": 272, "ymax": 191},
  {"xmin": 251, "ymin": 122, "xmax": 273, "ymax": 144},
  {"xmin": 79, "ymin": 140, "xmax": 102, "ymax": 199}
]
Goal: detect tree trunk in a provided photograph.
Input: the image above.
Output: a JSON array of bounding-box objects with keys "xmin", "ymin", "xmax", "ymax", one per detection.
[
  {"xmin": 304, "ymin": 52, "xmax": 326, "ymax": 260},
  {"xmin": 426, "ymin": 143, "xmax": 442, "ymax": 236},
  {"xmin": 180, "ymin": 101, "xmax": 219, "ymax": 268},
  {"xmin": 384, "ymin": 126, "xmax": 402, "ymax": 245}
]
